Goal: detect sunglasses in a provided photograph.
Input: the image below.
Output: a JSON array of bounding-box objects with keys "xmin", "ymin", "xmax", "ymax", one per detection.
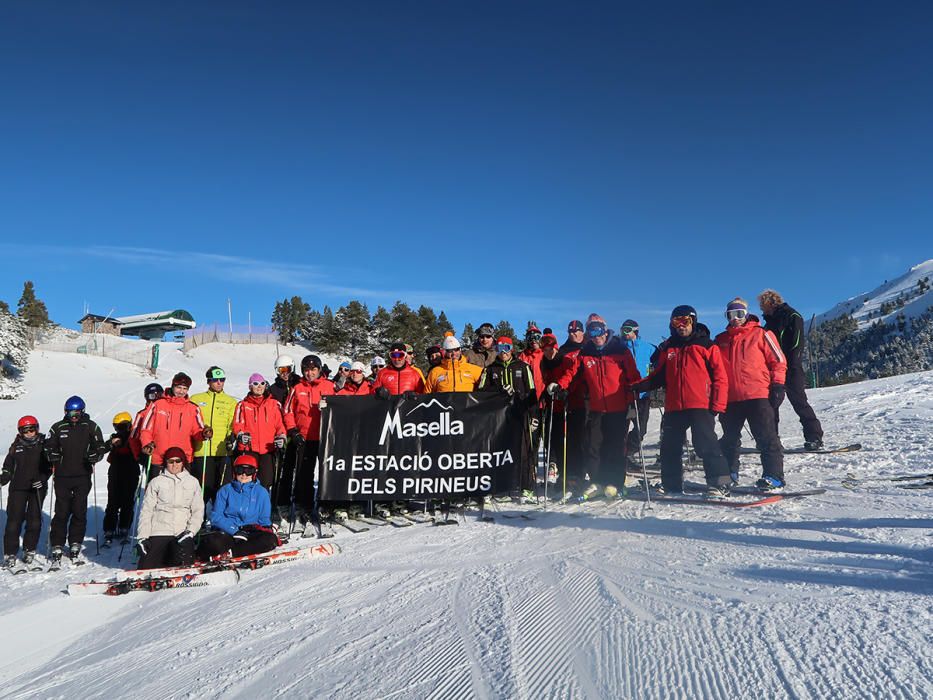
[
  {"xmin": 350, "ymin": 369, "xmax": 363, "ymax": 374},
  {"xmin": 251, "ymin": 381, "xmax": 267, "ymax": 387},
  {"xmin": 586, "ymin": 325, "xmax": 607, "ymax": 338},
  {"xmin": 671, "ymin": 315, "xmax": 694, "ymax": 328},
  {"xmin": 497, "ymin": 343, "xmax": 513, "ymax": 353},
  {"xmin": 478, "ymin": 334, "xmax": 493, "ymax": 340},
  {"xmin": 233, "ymin": 465, "xmax": 257, "ymax": 476},
  {"xmin": 389, "ymin": 351, "xmax": 406, "ymax": 360},
  {"xmin": 208, "ymin": 377, "xmax": 226, "ymax": 383},
  {"xmin": 166, "ymin": 458, "xmax": 184, "ymax": 465},
  {"xmin": 621, "ymin": 325, "xmax": 638, "ymax": 334},
  {"xmin": 725, "ymin": 309, "xmax": 748, "ymax": 320}
]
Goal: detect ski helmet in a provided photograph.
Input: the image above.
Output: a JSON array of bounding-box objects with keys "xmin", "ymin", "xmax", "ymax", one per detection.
[
  {"xmin": 300, "ymin": 354, "xmax": 322, "ymax": 371},
  {"xmin": 274, "ymin": 354, "xmax": 295, "ymax": 371},
  {"xmin": 64, "ymin": 396, "xmax": 86, "ymax": 412},
  {"xmin": 144, "ymin": 382, "xmax": 163, "ymax": 400},
  {"xmin": 233, "ymin": 453, "xmax": 259, "ymax": 480},
  {"xmin": 112, "ymin": 412, "xmax": 132, "ymax": 425},
  {"xmin": 17, "ymin": 416, "xmax": 39, "ymax": 431}
]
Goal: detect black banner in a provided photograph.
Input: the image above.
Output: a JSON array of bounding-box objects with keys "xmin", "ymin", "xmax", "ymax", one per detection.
[{"xmin": 318, "ymin": 392, "xmax": 525, "ymax": 500}]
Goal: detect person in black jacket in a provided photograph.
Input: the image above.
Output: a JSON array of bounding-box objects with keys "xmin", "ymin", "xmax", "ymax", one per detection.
[
  {"xmin": 2, "ymin": 416, "xmax": 53, "ymax": 569},
  {"xmin": 102, "ymin": 412, "xmax": 141, "ymax": 545},
  {"xmin": 44, "ymin": 396, "xmax": 106, "ymax": 564},
  {"xmin": 269, "ymin": 355, "xmax": 301, "ymax": 407},
  {"xmin": 759, "ymin": 289, "xmax": 824, "ymax": 449},
  {"xmin": 477, "ymin": 337, "xmax": 540, "ymax": 490}
]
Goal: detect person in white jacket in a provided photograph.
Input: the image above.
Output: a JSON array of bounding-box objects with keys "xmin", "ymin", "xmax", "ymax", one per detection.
[{"xmin": 136, "ymin": 446, "xmax": 203, "ymax": 569}]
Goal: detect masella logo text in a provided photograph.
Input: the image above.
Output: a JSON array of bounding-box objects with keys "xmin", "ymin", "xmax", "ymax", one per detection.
[{"xmin": 378, "ymin": 398, "xmax": 465, "ymax": 445}]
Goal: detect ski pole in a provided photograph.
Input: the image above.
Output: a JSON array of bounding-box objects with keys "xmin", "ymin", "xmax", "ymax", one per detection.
[
  {"xmin": 272, "ymin": 448, "xmax": 284, "ymax": 506},
  {"xmin": 46, "ymin": 472, "xmax": 55, "ymax": 557},
  {"xmin": 632, "ymin": 399, "xmax": 652, "ymax": 509},
  {"xmin": 288, "ymin": 441, "xmax": 304, "ymax": 538},
  {"xmin": 561, "ymin": 409, "xmax": 568, "ymax": 503},
  {"xmin": 120, "ymin": 455, "xmax": 150, "ymax": 562},
  {"xmin": 92, "ymin": 462, "xmax": 100, "ymax": 555},
  {"xmin": 543, "ymin": 400, "xmax": 554, "ymax": 507}
]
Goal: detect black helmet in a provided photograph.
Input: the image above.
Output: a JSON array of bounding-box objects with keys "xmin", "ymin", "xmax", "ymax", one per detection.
[
  {"xmin": 144, "ymin": 382, "xmax": 163, "ymax": 400},
  {"xmin": 300, "ymin": 354, "xmax": 323, "ymax": 371},
  {"xmin": 670, "ymin": 305, "xmax": 697, "ymax": 321}
]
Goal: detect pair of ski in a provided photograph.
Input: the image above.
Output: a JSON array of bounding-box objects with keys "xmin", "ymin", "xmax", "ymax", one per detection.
[
  {"xmin": 842, "ymin": 472, "xmax": 933, "ymax": 490},
  {"xmin": 7, "ymin": 559, "xmax": 45, "ymax": 575},
  {"xmin": 67, "ymin": 542, "xmax": 341, "ymax": 596},
  {"xmin": 739, "ymin": 442, "xmax": 862, "ymax": 455}
]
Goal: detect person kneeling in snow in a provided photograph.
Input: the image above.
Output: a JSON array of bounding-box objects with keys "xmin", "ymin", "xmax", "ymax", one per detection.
[
  {"xmin": 196, "ymin": 454, "xmax": 279, "ymax": 561},
  {"xmin": 135, "ymin": 446, "xmax": 203, "ymax": 569}
]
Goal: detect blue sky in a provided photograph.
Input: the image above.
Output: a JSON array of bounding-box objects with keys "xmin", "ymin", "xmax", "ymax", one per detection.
[{"xmin": 1, "ymin": 2, "xmax": 931, "ymax": 346}]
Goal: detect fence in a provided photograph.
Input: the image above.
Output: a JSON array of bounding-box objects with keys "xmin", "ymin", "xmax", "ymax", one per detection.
[
  {"xmin": 32, "ymin": 327, "xmax": 158, "ymax": 373},
  {"xmin": 182, "ymin": 324, "xmax": 279, "ymax": 351}
]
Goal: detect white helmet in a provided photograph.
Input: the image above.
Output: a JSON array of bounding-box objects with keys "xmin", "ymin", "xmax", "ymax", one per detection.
[{"xmin": 274, "ymin": 354, "xmax": 295, "ymax": 370}]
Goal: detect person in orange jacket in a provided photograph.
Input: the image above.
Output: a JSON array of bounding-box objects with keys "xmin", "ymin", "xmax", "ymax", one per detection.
[
  {"xmin": 425, "ymin": 336, "xmax": 483, "ymax": 393},
  {"xmin": 282, "ymin": 355, "xmax": 335, "ymax": 514},
  {"xmin": 713, "ymin": 298, "xmax": 787, "ymax": 490},
  {"xmin": 138, "ymin": 373, "xmax": 211, "ymax": 481},
  {"xmin": 632, "ymin": 306, "xmax": 731, "ymax": 498},
  {"xmin": 231, "ymin": 373, "xmax": 287, "ymax": 489}
]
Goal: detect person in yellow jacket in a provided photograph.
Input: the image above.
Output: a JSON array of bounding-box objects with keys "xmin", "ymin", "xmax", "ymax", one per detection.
[
  {"xmin": 426, "ymin": 336, "xmax": 483, "ymax": 393},
  {"xmin": 191, "ymin": 366, "xmax": 237, "ymax": 504}
]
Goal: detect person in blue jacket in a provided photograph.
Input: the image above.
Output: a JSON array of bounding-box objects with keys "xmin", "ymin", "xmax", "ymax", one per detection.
[
  {"xmin": 621, "ymin": 320, "xmax": 657, "ymax": 461},
  {"xmin": 196, "ymin": 453, "xmax": 279, "ymax": 561}
]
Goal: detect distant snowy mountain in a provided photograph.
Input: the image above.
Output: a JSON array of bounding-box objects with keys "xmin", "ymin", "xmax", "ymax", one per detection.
[{"xmin": 815, "ymin": 259, "xmax": 933, "ymax": 330}]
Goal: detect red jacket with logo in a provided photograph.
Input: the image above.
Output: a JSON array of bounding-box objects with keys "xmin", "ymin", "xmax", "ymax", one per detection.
[
  {"xmin": 336, "ymin": 380, "xmax": 372, "ymax": 397},
  {"xmin": 232, "ymin": 394, "xmax": 286, "ymax": 455},
  {"xmin": 372, "ymin": 365, "xmax": 425, "ymax": 395},
  {"xmin": 129, "ymin": 405, "xmax": 152, "ymax": 460},
  {"xmin": 639, "ymin": 331, "xmax": 729, "ymax": 413},
  {"xmin": 518, "ymin": 347, "xmax": 544, "ymax": 399},
  {"xmin": 713, "ymin": 318, "xmax": 786, "ymax": 403},
  {"xmin": 555, "ymin": 337, "xmax": 640, "ymax": 414},
  {"xmin": 283, "ymin": 378, "xmax": 336, "ymax": 441},
  {"xmin": 138, "ymin": 396, "xmax": 206, "ymax": 464}
]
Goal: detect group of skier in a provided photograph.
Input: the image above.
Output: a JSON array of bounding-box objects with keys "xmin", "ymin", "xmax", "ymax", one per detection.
[{"xmin": 2, "ymin": 288, "xmax": 824, "ymax": 571}]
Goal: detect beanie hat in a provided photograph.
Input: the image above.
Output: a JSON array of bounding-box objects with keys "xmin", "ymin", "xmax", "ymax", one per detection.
[
  {"xmin": 171, "ymin": 372, "xmax": 192, "ymax": 388},
  {"xmin": 496, "ymin": 336, "xmax": 513, "ymax": 346},
  {"xmin": 162, "ymin": 446, "xmax": 188, "ymax": 466},
  {"xmin": 350, "ymin": 361, "xmax": 366, "ymax": 372},
  {"xmin": 404, "ymin": 344, "xmax": 414, "ymax": 355},
  {"xmin": 726, "ymin": 298, "xmax": 749, "ymax": 313},
  {"xmin": 206, "ymin": 366, "xmax": 225, "ymax": 380},
  {"xmin": 249, "ymin": 372, "xmax": 266, "ymax": 385},
  {"xmin": 371, "ymin": 356, "xmax": 386, "ymax": 367},
  {"xmin": 300, "ymin": 354, "xmax": 322, "ymax": 371},
  {"xmin": 425, "ymin": 345, "xmax": 441, "ymax": 357},
  {"xmin": 567, "ymin": 320, "xmax": 584, "ymax": 333},
  {"xmin": 586, "ymin": 313, "xmax": 607, "ymax": 327},
  {"xmin": 622, "ymin": 319, "xmax": 638, "ymax": 329},
  {"xmin": 541, "ymin": 333, "xmax": 558, "ymax": 348},
  {"xmin": 477, "ymin": 323, "xmax": 495, "ymax": 336},
  {"xmin": 389, "ymin": 342, "xmax": 406, "ymax": 353},
  {"xmin": 670, "ymin": 305, "xmax": 697, "ymax": 321},
  {"xmin": 339, "ymin": 361, "xmax": 351, "ymax": 369},
  {"xmin": 442, "ymin": 336, "xmax": 461, "ymax": 351}
]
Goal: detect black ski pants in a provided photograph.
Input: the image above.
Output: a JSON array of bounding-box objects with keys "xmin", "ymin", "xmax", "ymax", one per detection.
[
  {"xmin": 103, "ymin": 464, "xmax": 139, "ymax": 533},
  {"xmin": 137, "ymin": 535, "xmax": 195, "ymax": 570},
  {"xmin": 565, "ymin": 409, "xmax": 586, "ymax": 479},
  {"xmin": 4, "ymin": 487, "xmax": 47, "ymax": 555},
  {"xmin": 50, "ymin": 475, "xmax": 92, "ymax": 548},
  {"xmin": 196, "ymin": 529, "xmax": 278, "ymax": 561},
  {"xmin": 625, "ymin": 396, "xmax": 651, "ymax": 454},
  {"xmin": 660, "ymin": 409, "xmax": 731, "ymax": 491},
  {"xmin": 190, "ymin": 456, "xmax": 231, "ymax": 505},
  {"xmin": 775, "ymin": 366, "xmax": 824, "ymax": 443},
  {"xmin": 279, "ymin": 441, "xmax": 319, "ymax": 511},
  {"xmin": 583, "ymin": 411, "xmax": 628, "ymax": 486},
  {"xmin": 719, "ymin": 398, "xmax": 784, "ymax": 481}
]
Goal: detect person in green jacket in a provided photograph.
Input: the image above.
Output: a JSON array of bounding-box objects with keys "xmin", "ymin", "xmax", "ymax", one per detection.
[{"xmin": 191, "ymin": 366, "xmax": 237, "ymax": 505}]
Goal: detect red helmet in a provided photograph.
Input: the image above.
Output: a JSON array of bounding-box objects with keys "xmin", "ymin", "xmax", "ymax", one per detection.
[{"xmin": 17, "ymin": 415, "xmax": 39, "ymax": 431}]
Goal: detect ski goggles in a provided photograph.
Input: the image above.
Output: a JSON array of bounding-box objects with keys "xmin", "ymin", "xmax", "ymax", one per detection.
[
  {"xmin": 621, "ymin": 325, "xmax": 638, "ymax": 335},
  {"xmin": 389, "ymin": 351, "xmax": 406, "ymax": 360},
  {"xmin": 208, "ymin": 368, "xmax": 226, "ymax": 380},
  {"xmin": 586, "ymin": 323, "xmax": 608, "ymax": 338},
  {"xmin": 18, "ymin": 425, "xmax": 38, "ymax": 435},
  {"xmin": 233, "ymin": 465, "xmax": 257, "ymax": 476},
  {"xmin": 66, "ymin": 409, "xmax": 82, "ymax": 419},
  {"xmin": 525, "ymin": 332, "xmax": 542, "ymax": 342},
  {"xmin": 145, "ymin": 389, "xmax": 162, "ymax": 399},
  {"xmin": 497, "ymin": 343, "xmax": 513, "ymax": 353},
  {"xmin": 725, "ymin": 309, "xmax": 748, "ymax": 321},
  {"xmin": 250, "ymin": 380, "xmax": 267, "ymax": 387},
  {"xmin": 671, "ymin": 315, "xmax": 694, "ymax": 329},
  {"xmin": 276, "ymin": 366, "xmax": 291, "ymax": 374}
]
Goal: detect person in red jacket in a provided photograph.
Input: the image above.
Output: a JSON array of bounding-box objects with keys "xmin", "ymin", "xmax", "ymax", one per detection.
[
  {"xmin": 547, "ymin": 314, "xmax": 641, "ymax": 494},
  {"xmin": 130, "ymin": 382, "xmax": 163, "ymax": 464},
  {"xmin": 633, "ymin": 306, "xmax": 732, "ymax": 497},
  {"xmin": 558, "ymin": 320, "xmax": 587, "ymax": 480},
  {"xmin": 373, "ymin": 342, "xmax": 426, "ymax": 397},
  {"xmin": 518, "ymin": 324, "xmax": 545, "ymax": 399},
  {"xmin": 138, "ymin": 373, "xmax": 211, "ymax": 481},
  {"xmin": 714, "ymin": 298, "xmax": 787, "ymax": 490},
  {"xmin": 282, "ymin": 355, "xmax": 335, "ymax": 515},
  {"xmin": 539, "ymin": 333, "xmax": 569, "ymax": 484},
  {"xmin": 336, "ymin": 362, "xmax": 372, "ymax": 396},
  {"xmin": 231, "ymin": 373, "xmax": 287, "ymax": 489}
]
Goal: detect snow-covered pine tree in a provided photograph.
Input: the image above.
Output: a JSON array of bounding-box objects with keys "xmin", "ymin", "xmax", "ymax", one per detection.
[{"xmin": 0, "ymin": 311, "xmax": 30, "ymax": 399}]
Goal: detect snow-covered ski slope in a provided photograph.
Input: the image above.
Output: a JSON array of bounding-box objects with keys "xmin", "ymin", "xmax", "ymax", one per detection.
[
  {"xmin": 816, "ymin": 258, "xmax": 933, "ymax": 329},
  {"xmin": 0, "ymin": 345, "xmax": 931, "ymax": 699}
]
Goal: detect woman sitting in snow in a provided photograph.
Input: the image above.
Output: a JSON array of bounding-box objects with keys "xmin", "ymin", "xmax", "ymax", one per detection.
[{"xmin": 196, "ymin": 453, "xmax": 279, "ymax": 561}]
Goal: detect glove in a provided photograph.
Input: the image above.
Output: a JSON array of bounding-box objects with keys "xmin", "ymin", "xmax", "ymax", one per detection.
[
  {"xmin": 502, "ymin": 384, "xmax": 515, "ymax": 397},
  {"xmin": 529, "ymin": 418, "xmax": 540, "ymax": 431},
  {"xmin": 176, "ymin": 530, "xmax": 194, "ymax": 544},
  {"xmin": 630, "ymin": 381, "xmax": 647, "ymax": 395},
  {"xmin": 273, "ymin": 435, "xmax": 286, "ymax": 450},
  {"xmin": 288, "ymin": 429, "xmax": 305, "ymax": 448},
  {"xmin": 202, "ymin": 426, "xmax": 214, "ymax": 440},
  {"xmin": 710, "ymin": 409, "xmax": 723, "ymax": 417},
  {"xmin": 225, "ymin": 435, "xmax": 238, "ymax": 453},
  {"xmin": 137, "ymin": 538, "xmax": 149, "ymax": 556},
  {"xmin": 142, "ymin": 442, "xmax": 155, "ymax": 455},
  {"xmin": 233, "ymin": 529, "xmax": 249, "ymax": 542},
  {"xmin": 403, "ymin": 390, "xmax": 418, "ymax": 400},
  {"xmin": 109, "ymin": 435, "xmax": 123, "ymax": 448},
  {"xmin": 0, "ymin": 472, "xmax": 10, "ymax": 487},
  {"xmin": 31, "ymin": 480, "xmax": 44, "ymax": 490},
  {"xmin": 546, "ymin": 383, "xmax": 560, "ymax": 397},
  {"xmin": 237, "ymin": 432, "xmax": 251, "ymax": 446},
  {"xmin": 768, "ymin": 383, "xmax": 786, "ymax": 408},
  {"xmin": 375, "ymin": 387, "xmax": 390, "ymax": 400}
]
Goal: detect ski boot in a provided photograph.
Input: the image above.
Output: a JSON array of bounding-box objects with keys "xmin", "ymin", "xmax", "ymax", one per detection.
[
  {"xmin": 705, "ymin": 483, "xmax": 731, "ymax": 500},
  {"xmin": 48, "ymin": 546, "xmax": 64, "ymax": 571},
  {"xmin": 68, "ymin": 543, "xmax": 82, "ymax": 561},
  {"xmin": 804, "ymin": 440, "xmax": 824, "ymax": 452},
  {"xmin": 22, "ymin": 550, "xmax": 39, "ymax": 571},
  {"xmin": 118, "ymin": 529, "xmax": 130, "ymax": 545},
  {"xmin": 103, "ymin": 531, "xmax": 115, "ymax": 548},
  {"xmin": 730, "ymin": 471, "xmax": 740, "ymax": 486},
  {"xmin": 3, "ymin": 554, "xmax": 16, "ymax": 571},
  {"xmin": 755, "ymin": 476, "xmax": 785, "ymax": 492},
  {"xmin": 547, "ymin": 463, "xmax": 559, "ymax": 484}
]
